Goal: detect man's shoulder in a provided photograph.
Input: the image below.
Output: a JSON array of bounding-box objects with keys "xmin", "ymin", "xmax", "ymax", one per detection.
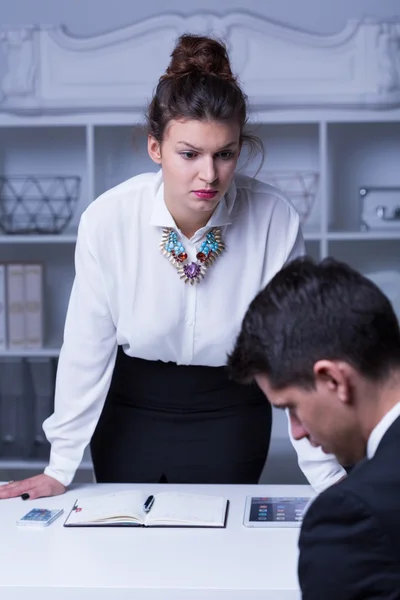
[
  {"xmin": 304, "ymin": 458, "xmax": 397, "ymax": 525},
  {"xmin": 301, "ymin": 459, "xmax": 400, "ymax": 560},
  {"xmin": 301, "ymin": 483, "xmax": 365, "ymax": 533},
  {"xmin": 298, "ymin": 435, "xmax": 400, "ymax": 599},
  {"xmin": 299, "ymin": 478, "xmax": 400, "ymax": 599}
]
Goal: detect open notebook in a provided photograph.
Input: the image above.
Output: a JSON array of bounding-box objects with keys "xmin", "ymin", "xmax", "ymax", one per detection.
[{"xmin": 64, "ymin": 490, "xmax": 229, "ymax": 528}]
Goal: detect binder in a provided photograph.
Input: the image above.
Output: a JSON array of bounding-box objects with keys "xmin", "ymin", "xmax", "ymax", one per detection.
[
  {"xmin": 0, "ymin": 358, "xmax": 32, "ymax": 458},
  {"xmin": 6, "ymin": 264, "xmax": 25, "ymax": 349},
  {"xmin": 0, "ymin": 265, "xmax": 6, "ymax": 351},
  {"xmin": 26, "ymin": 357, "xmax": 55, "ymax": 458},
  {"xmin": 24, "ymin": 263, "xmax": 44, "ymax": 349}
]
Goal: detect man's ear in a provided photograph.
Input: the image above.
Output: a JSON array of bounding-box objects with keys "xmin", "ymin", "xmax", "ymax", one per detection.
[
  {"xmin": 313, "ymin": 360, "xmax": 351, "ymax": 405},
  {"xmin": 148, "ymin": 136, "xmax": 162, "ymax": 164}
]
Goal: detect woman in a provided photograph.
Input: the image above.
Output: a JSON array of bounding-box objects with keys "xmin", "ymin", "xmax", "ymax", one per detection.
[{"xmin": 0, "ymin": 34, "xmax": 345, "ymax": 500}]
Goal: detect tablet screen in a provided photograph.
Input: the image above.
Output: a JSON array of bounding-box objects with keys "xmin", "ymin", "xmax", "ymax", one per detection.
[{"xmin": 244, "ymin": 496, "xmax": 311, "ymax": 527}]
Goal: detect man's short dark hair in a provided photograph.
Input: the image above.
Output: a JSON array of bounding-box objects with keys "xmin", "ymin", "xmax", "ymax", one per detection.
[{"xmin": 228, "ymin": 256, "xmax": 400, "ymax": 389}]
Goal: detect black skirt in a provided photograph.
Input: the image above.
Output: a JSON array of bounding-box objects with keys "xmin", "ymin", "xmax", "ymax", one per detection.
[{"xmin": 90, "ymin": 347, "xmax": 272, "ymax": 484}]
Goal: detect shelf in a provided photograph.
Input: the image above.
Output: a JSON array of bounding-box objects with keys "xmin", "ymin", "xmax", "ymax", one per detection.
[
  {"xmin": 304, "ymin": 240, "xmax": 320, "ymax": 262},
  {"xmin": 0, "ymin": 126, "xmax": 88, "ymax": 234},
  {"xmin": 0, "ymin": 231, "xmax": 329, "ymax": 243},
  {"xmin": 2, "ymin": 110, "xmax": 400, "ymax": 128},
  {"xmin": 327, "ymin": 231, "xmax": 400, "ymax": 241},
  {"xmin": 0, "ymin": 459, "xmax": 92, "ymax": 470},
  {"xmin": 7, "ymin": 231, "xmax": 400, "ymax": 243},
  {"xmin": 0, "ymin": 347, "xmax": 61, "ymax": 358},
  {"xmin": 303, "ymin": 232, "xmax": 400, "ymax": 241},
  {"xmin": 303, "ymin": 231, "xmax": 321, "ymax": 240},
  {"xmin": 328, "ymin": 239, "xmax": 400, "ymax": 271},
  {"xmin": 0, "ymin": 233, "xmax": 77, "ymax": 244},
  {"xmin": 94, "ymin": 125, "xmax": 157, "ymax": 198},
  {"xmin": 327, "ymin": 122, "xmax": 400, "ymax": 231},
  {"xmin": 0, "ymin": 229, "xmax": 323, "ymax": 244}
]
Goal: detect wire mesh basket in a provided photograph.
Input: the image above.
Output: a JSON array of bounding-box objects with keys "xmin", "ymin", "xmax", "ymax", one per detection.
[
  {"xmin": 0, "ymin": 176, "xmax": 81, "ymax": 234},
  {"xmin": 258, "ymin": 171, "xmax": 319, "ymax": 225}
]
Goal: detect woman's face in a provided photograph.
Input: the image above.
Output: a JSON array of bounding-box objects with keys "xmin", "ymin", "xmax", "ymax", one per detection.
[{"xmin": 148, "ymin": 118, "xmax": 241, "ymax": 224}]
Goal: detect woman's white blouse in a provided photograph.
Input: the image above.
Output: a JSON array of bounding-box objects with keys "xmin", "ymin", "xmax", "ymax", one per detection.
[{"xmin": 43, "ymin": 170, "xmax": 346, "ymax": 490}]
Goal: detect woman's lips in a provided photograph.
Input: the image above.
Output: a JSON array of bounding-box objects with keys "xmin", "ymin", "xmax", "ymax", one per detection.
[{"xmin": 193, "ymin": 190, "xmax": 218, "ymax": 199}]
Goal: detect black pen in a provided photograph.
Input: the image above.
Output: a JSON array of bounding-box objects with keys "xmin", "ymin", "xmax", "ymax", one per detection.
[{"xmin": 143, "ymin": 495, "xmax": 155, "ymax": 513}]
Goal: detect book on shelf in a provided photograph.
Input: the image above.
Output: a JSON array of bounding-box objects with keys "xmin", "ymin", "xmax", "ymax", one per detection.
[
  {"xmin": 0, "ymin": 265, "xmax": 5, "ymax": 351},
  {"xmin": 0, "ymin": 356, "xmax": 56, "ymax": 459},
  {"xmin": 6, "ymin": 264, "xmax": 25, "ymax": 350},
  {"xmin": 27, "ymin": 357, "xmax": 55, "ymax": 453},
  {"xmin": 0, "ymin": 357, "xmax": 32, "ymax": 457},
  {"xmin": 24, "ymin": 264, "xmax": 44, "ymax": 349},
  {"xmin": 64, "ymin": 490, "xmax": 229, "ymax": 528},
  {"xmin": 3, "ymin": 262, "xmax": 44, "ymax": 351}
]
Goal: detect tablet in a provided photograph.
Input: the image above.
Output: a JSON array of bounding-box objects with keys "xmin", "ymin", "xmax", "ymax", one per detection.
[{"xmin": 243, "ymin": 496, "xmax": 312, "ymax": 528}]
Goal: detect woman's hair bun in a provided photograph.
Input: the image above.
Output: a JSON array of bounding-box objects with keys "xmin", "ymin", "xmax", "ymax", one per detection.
[{"xmin": 162, "ymin": 34, "xmax": 236, "ymax": 83}]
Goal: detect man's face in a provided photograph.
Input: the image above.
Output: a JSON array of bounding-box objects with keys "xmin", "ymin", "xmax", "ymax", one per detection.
[{"xmin": 255, "ymin": 372, "xmax": 367, "ymax": 467}]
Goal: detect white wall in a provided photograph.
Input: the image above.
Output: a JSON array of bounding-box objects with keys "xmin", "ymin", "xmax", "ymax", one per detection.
[{"xmin": 3, "ymin": 0, "xmax": 400, "ymax": 35}]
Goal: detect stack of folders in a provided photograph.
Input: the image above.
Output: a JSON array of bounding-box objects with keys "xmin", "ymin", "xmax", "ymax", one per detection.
[
  {"xmin": 0, "ymin": 263, "xmax": 44, "ymax": 351},
  {"xmin": 0, "ymin": 357, "xmax": 56, "ymax": 459},
  {"xmin": 0, "ymin": 262, "xmax": 51, "ymax": 459}
]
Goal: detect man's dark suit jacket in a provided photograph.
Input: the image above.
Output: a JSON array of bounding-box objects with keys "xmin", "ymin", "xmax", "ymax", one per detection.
[{"xmin": 298, "ymin": 413, "xmax": 400, "ymax": 599}]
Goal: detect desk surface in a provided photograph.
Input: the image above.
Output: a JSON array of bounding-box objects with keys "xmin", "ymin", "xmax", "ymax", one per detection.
[{"xmin": 0, "ymin": 483, "xmax": 313, "ymax": 600}]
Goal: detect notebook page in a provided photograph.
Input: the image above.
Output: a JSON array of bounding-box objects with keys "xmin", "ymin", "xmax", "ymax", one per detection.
[
  {"xmin": 66, "ymin": 490, "xmax": 149, "ymax": 524},
  {"xmin": 147, "ymin": 492, "xmax": 227, "ymax": 526}
]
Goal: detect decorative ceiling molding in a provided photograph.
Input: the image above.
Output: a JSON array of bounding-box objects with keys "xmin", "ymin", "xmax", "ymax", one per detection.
[{"xmin": 0, "ymin": 12, "xmax": 399, "ymax": 114}]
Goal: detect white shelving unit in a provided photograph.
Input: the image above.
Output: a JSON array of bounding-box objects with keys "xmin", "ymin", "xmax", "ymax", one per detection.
[
  {"xmin": 1, "ymin": 13, "xmax": 400, "ymax": 483},
  {"xmin": 5, "ymin": 117, "xmax": 399, "ymax": 357},
  {"xmin": 1, "ymin": 116, "xmax": 399, "ymax": 480}
]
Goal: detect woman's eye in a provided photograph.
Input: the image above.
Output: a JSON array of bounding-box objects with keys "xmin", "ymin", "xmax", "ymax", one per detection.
[
  {"xmin": 218, "ymin": 151, "xmax": 234, "ymax": 160},
  {"xmin": 180, "ymin": 151, "xmax": 197, "ymax": 160}
]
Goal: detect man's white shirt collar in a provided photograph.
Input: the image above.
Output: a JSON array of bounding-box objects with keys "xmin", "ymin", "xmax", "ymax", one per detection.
[{"xmin": 367, "ymin": 401, "xmax": 400, "ymax": 459}]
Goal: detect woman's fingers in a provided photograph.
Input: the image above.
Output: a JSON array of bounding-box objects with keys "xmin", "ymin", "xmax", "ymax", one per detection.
[{"xmin": 0, "ymin": 474, "xmax": 66, "ymax": 500}]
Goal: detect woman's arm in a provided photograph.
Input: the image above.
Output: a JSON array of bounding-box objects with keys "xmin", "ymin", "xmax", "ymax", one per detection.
[{"xmin": 43, "ymin": 210, "xmax": 118, "ymax": 487}]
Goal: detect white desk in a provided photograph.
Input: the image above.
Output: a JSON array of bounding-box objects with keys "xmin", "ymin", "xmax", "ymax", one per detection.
[{"xmin": 0, "ymin": 483, "xmax": 313, "ymax": 600}]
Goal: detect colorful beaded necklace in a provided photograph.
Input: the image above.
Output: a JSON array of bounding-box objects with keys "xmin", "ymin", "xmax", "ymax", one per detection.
[{"xmin": 160, "ymin": 227, "xmax": 225, "ymax": 284}]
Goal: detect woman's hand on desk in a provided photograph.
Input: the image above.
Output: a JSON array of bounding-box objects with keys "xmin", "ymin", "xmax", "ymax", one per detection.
[{"xmin": 0, "ymin": 474, "xmax": 65, "ymax": 500}]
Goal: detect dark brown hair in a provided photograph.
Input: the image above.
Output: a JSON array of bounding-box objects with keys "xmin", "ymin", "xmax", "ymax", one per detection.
[
  {"xmin": 146, "ymin": 34, "xmax": 263, "ymax": 161},
  {"xmin": 228, "ymin": 256, "xmax": 400, "ymax": 389}
]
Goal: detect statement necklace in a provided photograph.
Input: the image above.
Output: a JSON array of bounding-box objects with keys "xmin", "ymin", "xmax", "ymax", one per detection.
[{"xmin": 160, "ymin": 227, "xmax": 225, "ymax": 284}]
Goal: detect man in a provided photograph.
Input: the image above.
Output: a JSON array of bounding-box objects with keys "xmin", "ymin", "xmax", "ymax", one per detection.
[{"xmin": 228, "ymin": 256, "xmax": 400, "ymax": 599}]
